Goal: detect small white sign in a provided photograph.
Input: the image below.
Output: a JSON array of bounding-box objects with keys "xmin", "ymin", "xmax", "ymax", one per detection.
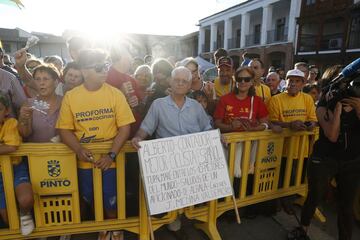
[{"xmin": 138, "ymin": 129, "xmax": 233, "ymax": 215}]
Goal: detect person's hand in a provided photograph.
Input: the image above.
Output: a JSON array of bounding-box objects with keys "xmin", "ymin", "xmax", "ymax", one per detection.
[
  {"xmin": 289, "ymin": 120, "xmax": 307, "ymax": 131},
  {"xmin": 342, "ymin": 97, "xmax": 360, "ymax": 114},
  {"xmin": 127, "ymin": 95, "xmax": 139, "ymax": 108},
  {"xmin": 271, "ymin": 125, "xmax": 283, "ymax": 133},
  {"xmin": 220, "ymin": 134, "xmax": 228, "ymax": 147},
  {"xmin": 94, "ymin": 155, "xmax": 113, "ymax": 171},
  {"xmin": 14, "ymin": 48, "xmax": 27, "ymax": 68},
  {"xmin": 305, "ymin": 122, "xmax": 316, "ymax": 131},
  {"xmin": 131, "ymin": 137, "xmax": 142, "ymax": 150},
  {"xmin": 76, "ymin": 147, "xmax": 94, "ymax": 163},
  {"xmin": 230, "ymin": 119, "xmax": 243, "ymax": 131},
  {"xmin": 334, "ymin": 101, "xmax": 343, "ymax": 118},
  {"xmin": 203, "ymin": 82, "xmax": 214, "ymax": 99},
  {"xmin": 239, "ymin": 119, "xmax": 253, "ymax": 131},
  {"xmin": 19, "ymin": 104, "xmax": 33, "ymax": 124}
]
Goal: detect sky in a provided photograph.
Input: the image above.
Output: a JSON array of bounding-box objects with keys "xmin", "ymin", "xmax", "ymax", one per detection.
[{"xmin": 0, "ymin": 0, "xmax": 244, "ymax": 37}]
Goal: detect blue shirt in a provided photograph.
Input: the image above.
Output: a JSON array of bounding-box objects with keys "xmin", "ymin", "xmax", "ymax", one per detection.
[{"xmin": 140, "ymin": 95, "xmax": 212, "ymax": 138}]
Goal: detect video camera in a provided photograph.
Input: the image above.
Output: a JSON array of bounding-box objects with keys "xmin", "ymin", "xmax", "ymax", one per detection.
[{"xmin": 322, "ymin": 58, "xmax": 360, "ymax": 107}]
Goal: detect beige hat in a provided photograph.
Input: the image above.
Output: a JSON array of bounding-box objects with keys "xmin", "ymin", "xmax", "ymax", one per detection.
[{"xmin": 286, "ymin": 69, "xmax": 305, "ymax": 79}]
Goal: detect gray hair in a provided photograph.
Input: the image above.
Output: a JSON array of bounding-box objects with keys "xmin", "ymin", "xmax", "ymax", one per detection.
[
  {"xmin": 171, "ymin": 66, "xmax": 192, "ymax": 82},
  {"xmin": 135, "ymin": 65, "xmax": 153, "ymax": 79},
  {"xmin": 266, "ymin": 72, "xmax": 280, "ymax": 81}
]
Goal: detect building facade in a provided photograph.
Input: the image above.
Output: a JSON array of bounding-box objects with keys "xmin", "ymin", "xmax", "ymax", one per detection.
[
  {"xmin": 295, "ymin": 0, "xmax": 360, "ymax": 70},
  {"xmin": 198, "ymin": 0, "xmax": 301, "ymax": 71},
  {"xmin": 0, "ymin": 28, "xmax": 70, "ymax": 61}
]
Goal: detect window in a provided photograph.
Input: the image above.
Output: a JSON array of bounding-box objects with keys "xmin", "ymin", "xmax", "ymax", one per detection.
[
  {"xmin": 306, "ymin": 0, "xmax": 316, "ymax": 5},
  {"xmin": 349, "ymin": 16, "xmax": 360, "ymax": 49},
  {"xmin": 254, "ymin": 24, "xmax": 261, "ymax": 44},
  {"xmin": 275, "ymin": 18, "xmax": 286, "ymax": 41}
]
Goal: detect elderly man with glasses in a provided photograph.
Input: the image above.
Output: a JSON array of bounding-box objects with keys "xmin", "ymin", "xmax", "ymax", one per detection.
[
  {"xmin": 56, "ymin": 49, "xmax": 135, "ymax": 240},
  {"xmin": 131, "ymin": 66, "xmax": 212, "ymax": 240}
]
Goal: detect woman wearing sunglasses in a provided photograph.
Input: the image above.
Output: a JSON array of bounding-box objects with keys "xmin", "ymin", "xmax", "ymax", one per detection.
[
  {"xmin": 214, "ymin": 67, "xmax": 280, "ymax": 200},
  {"xmin": 214, "ymin": 66, "xmax": 272, "ymax": 133}
]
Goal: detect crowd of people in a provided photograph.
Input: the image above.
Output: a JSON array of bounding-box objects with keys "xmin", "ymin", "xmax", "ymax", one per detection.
[{"xmin": 0, "ymin": 38, "xmax": 359, "ymax": 240}]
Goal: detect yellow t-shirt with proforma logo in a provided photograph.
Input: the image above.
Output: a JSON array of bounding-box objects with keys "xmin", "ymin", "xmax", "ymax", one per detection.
[
  {"xmin": 268, "ymin": 92, "xmax": 317, "ymax": 158},
  {"xmin": 56, "ymin": 83, "xmax": 135, "ymax": 168}
]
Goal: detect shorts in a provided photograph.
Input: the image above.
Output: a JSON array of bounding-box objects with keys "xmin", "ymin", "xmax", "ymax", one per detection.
[
  {"xmin": 78, "ymin": 168, "xmax": 117, "ymax": 210},
  {"xmin": 0, "ymin": 161, "xmax": 30, "ymax": 209}
]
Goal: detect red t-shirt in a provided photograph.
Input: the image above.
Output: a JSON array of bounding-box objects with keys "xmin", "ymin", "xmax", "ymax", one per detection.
[
  {"xmin": 106, "ymin": 67, "xmax": 143, "ymax": 138},
  {"xmin": 214, "ymin": 93, "xmax": 268, "ymax": 130}
]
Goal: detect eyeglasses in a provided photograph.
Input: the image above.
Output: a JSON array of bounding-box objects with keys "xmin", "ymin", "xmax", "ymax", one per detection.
[
  {"xmin": 84, "ymin": 62, "xmax": 110, "ymax": 73},
  {"xmin": 236, "ymin": 77, "xmax": 252, "ymax": 83}
]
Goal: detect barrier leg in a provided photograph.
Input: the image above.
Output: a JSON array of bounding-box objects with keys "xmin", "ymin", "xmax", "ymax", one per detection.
[
  {"xmin": 295, "ymin": 197, "xmax": 326, "ymax": 223},
  {"xmin": 195, "ymin": 200, "xmax": 221, "ymax": 240},
  {"xmin": 139, "ymin": 183, "xmax": 150, "ymax": 240}
]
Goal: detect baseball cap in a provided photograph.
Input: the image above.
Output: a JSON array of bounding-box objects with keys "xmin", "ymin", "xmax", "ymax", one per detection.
[
  {"xmin": 217, "ymin": 56, "xmax": 233, "ymax": 68},
  {"xmin": 286, "ymin": 69, "xmax": 305, "ymax": 79}
]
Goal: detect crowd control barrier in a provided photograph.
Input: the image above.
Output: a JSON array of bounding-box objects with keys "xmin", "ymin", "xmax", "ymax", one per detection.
[
  {"xmin": 184, "ymin": 129, "xmax": 319, "ymax": 239},
  {"xmin": 0, "ymin": 128, "xmax": 345, "ymax": 240},
  {"xmin": 0, "ymin": 142, "xmax": 177, "ymax": 240}
]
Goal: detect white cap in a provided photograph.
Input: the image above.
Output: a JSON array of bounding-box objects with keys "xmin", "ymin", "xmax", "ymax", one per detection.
[{"xmin": 286, "ymin": 69, "xmax": 305, "ymax": 79}]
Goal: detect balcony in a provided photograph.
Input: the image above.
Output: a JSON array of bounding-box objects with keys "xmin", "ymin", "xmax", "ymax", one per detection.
[
  {"xmin": 319, "ymin": 33, "xmax": 343, "ymax": 51},
  {"xmin": 298, "ymin": 34, "xmax": 317, "ymax": 52},
  {"xmin": 213, "ymin": 41, "xmax": 224, "ymax": 51},
  {"xmin": 245, "ymin": 33, "xmax": 261, "ymax": 47},
  {"xmin": 348, "ymin": 31, "xmax": 360, "ymax": 49},
  {"xmin": 267, "ymin": 28, "xmax": 288, "ymax": 44},
  {"xmin": 228, "ymin": 38, "xmax": 240, "ymax": 49}
]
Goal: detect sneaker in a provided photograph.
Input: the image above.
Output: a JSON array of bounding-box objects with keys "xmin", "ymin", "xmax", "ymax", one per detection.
[
  {"xmin": 287, "ymin": 227, "xmax": 310, "ymax": 240},
  {"xmin": 20, "ymin": 213, "xmax": 34, "ymax": 236},
  {"xmin": 98, "ymin": 231, "xmax": 111, "ymax": 240},
  {"xmin": 59, "ymin": 235, "xmax": 71, "ymax": 240},
  {"xmin": 111, "ymin": 231, "xmax": 124, "ymax": 240}
]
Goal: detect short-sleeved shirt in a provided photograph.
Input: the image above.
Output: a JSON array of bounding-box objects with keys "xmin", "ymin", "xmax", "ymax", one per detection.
[
  {"xmin": 106, "ymin": 67, "xmax": 144, "ymax": 137},
  {"xmin": 0, "ymin": 68, "xmax": 26, "ymax": 117},
  {"xmin": 255, "ymin": 83, "xmax": 271, "ymax": 103},
  {"xmin": 56, "ymin": 83, "xmax": 135, "ymax": 142},
  {"xmin": 214, "ymin": 93, "xmax": 268, "ymax": 131},
  {"xmin": 213, "ymin": 77, "xmax": 234, "ymax": 99},
  {"xmin": 140, "ymin": 95, "xmax": 212, "ymax": 138},
  {"xmin": 267, "ymin": 92, "xmax": 317, "ymax": 158},
  {"xmin": 0, "ymin": 118, "xmax": 22, "ymax": 170},
  {"xmin": 268, "ymin": 92, "xmax": 317, "ymax": 123},
  {"xmin": 56, "ymin": 83, "xmax": 135, "ymax": 168},
  {"xmin": 25, "ymin": 96, "xmax": 62, "ymax": 143}
]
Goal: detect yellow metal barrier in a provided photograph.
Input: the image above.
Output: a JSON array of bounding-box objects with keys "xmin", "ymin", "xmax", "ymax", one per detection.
[
  {"xmin": 0, "ymin": 129, "xmax": 324, "ymax": 240},
  {"xmin": 184, "ymin": 129, "xmax": 319, "ymax": 240},
  {"xmin": 0, "ymin": 142, "xmax": 177, "ymax": 240}
]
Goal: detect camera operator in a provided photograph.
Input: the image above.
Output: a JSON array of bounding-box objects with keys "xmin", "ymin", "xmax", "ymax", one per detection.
[{"xmin": 288, "ymin": 65, "xmax": 360, "ymax": 240}]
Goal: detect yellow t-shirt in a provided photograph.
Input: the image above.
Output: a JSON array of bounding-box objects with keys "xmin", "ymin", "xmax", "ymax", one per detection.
[
  {"xmin": 56, "ymin": 83, "xmax": 135, "ymax": 168},
  {"xmin": 267, "ymin": 92, "xmax": 317, "ymax": 158},
  {"xmin": 214, "ymin": 77, "xmax": 234, "ymax": 99},
  {"xmin": 255, "ymin": 83, "xmax": 271, "ymax": 104},
  {"xmin": 0, "ymin": 118, "xmax": 22, "ymax": 171}
]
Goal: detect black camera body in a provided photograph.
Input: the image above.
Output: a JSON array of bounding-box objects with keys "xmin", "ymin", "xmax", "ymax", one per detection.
[{"xmin": 323, "ymin": 72, "xmax": 360, "ymax": 108}]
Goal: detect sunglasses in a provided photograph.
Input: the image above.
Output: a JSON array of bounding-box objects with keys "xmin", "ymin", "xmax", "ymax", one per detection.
[
  {"xmin": 236, "ymin": 77, "xmax": 252, "ymax": 83},
  {"xmin": 84, "ymin": 62, "xmax": 110, "ymax": 73}
]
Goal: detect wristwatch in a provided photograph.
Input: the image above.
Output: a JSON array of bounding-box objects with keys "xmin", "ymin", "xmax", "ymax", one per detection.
[{"xmin": 107, "ymin": 152, "xmax": 117, "ymax": 161}]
